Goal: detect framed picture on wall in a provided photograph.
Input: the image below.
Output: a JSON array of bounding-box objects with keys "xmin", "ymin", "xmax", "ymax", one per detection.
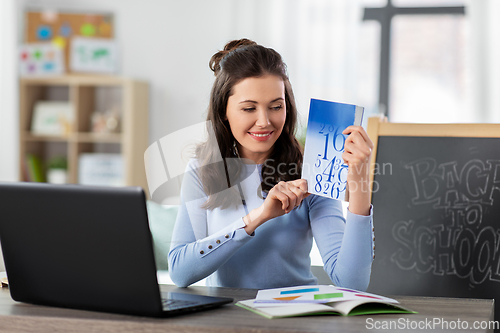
[
  {"xmin": 19, "ymin": 43, "xmax": 64, "ymax": 77},
  {"xmin": 70, "ymin": 37, "xmax": 119, "ymax": 73}
]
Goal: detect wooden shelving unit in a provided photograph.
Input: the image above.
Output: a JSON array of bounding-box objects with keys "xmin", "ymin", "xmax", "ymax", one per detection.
[{"xmin": 19, "ymin": 75, "xmax": 149, "ymax": 195}]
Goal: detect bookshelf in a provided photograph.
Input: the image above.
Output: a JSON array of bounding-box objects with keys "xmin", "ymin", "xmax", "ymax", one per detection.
[{"xmin": 19, "ymin": 75, "xmax": 149, "ymax": 195}]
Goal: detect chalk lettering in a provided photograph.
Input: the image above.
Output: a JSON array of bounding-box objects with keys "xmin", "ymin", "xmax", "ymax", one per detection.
[{"xmin": 391, "ymin": 159, "xmax": 500, "ymax": 285}]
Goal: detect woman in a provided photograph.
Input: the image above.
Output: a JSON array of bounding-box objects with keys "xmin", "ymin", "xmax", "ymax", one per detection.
[{"xmin": 168, "ymin": 39, "xmax": 374, "ymax": 290}]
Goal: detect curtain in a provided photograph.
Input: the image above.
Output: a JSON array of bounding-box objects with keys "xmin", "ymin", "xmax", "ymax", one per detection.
[{"xmin": 0, "ymin": 0, "xmax": 18, "ymax": 182}]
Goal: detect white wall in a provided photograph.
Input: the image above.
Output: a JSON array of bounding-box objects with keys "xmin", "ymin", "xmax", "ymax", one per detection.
[{"xmin": 0, "ymin": 0, "xmax": 19, "ymax": 183}]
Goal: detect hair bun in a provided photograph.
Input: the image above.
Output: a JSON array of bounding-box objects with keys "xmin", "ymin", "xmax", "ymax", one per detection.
[{"xmin": 209, "ymin": 38, "xmax": 257, "ymax": 75}]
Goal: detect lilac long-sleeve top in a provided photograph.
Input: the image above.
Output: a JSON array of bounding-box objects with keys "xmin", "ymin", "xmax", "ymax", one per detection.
[{"xmin": 168, "ymin": 159, "xmax": 374, "ymax": 290}]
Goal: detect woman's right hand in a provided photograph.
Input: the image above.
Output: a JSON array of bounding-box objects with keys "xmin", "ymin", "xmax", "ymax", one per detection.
[{"xmin": 243, "ymin": 179, "xmax": 310, "ymax": 235}]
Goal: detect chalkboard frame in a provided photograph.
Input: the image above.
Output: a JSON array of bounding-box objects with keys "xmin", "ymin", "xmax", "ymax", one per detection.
[{"xmin": 367, "ymin": 116, "xmax": 500, "ymax": 200}]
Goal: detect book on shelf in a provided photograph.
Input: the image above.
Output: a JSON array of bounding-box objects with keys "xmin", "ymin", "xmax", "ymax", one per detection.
[
  {"xmin": 301, "ymin": 99, "xmax": 364, "ymax": 201},
  {"xmin": 78, "ymin": 153, "xmax": 124, "ymax": 187},
  {"xmin": 236, "ymin": 285, "xmax": 415, "ymax": 319}
]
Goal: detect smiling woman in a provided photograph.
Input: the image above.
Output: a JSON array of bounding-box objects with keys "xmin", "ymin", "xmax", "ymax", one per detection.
[
  {"xmin": 225, "ymin": 75, "xmax": 286, "ymax": 164},
  {"xmin": 167, "ymin": 39, "xmax": 375, "ymax": 290},
  {"xmin": 197, "ymin": 39, "xmax": 304, "ymax": 210}
]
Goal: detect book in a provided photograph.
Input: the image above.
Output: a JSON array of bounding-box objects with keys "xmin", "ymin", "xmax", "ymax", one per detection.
[
  {"xmin": 78, "ymin": 153, "xmax": 124, "ymax": 186},
  {"xmin": 236, "ymin": 285, "xmax": 415, "ymax": 319},
  {"xmin": 301, "ymin": 99, "xmax": 364, "ymax": 201}
]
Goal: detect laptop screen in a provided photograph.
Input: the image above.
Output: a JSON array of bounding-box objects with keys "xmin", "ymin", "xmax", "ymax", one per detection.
[{"xmin": 0, "ymin": 182, "xmax": 165, "ymax": 316}]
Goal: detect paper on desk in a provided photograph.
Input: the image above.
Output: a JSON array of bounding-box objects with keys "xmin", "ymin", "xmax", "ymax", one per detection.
[{"xmin": 255, "ymin": 285, "xmax": 398, "ymax": 305}]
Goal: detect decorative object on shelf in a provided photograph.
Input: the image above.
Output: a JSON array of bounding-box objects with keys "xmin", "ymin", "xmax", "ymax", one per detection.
[
  {"xmin": 19, "ymin": 43, "xmax": 64, "ymax": 77},
  {"xmin": 26, "ymin": 154, "xmax": 46, "ymax": 182},
  {"xmin": 78, "ymin": 153, "xmax": 124, "ymax": 187},
  {"xmin": 31, "ymin": 101, "xmax": 74, "ymax": 135},
  {"xmin": 91, "ymin": 107, "xmax": 120, "ymax": 134},
  {"xmin": 46, "ymin": 156, "xmax": 68, "ymax": 184},
  {"xmin": 70, "ymin": 37, "xmax": 119, "ymax": 74},
  {"xmin": 26, "ymin": 10, "xmax": 114, "ymax": 72}
]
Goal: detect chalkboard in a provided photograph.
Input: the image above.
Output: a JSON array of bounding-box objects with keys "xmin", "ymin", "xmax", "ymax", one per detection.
[{"xmin": 366, "ymin": 118, "xmax": 500, "ymax": 324}]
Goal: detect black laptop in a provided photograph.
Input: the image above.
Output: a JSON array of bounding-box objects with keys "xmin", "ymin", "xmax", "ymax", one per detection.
[{"xmin": 0, "ymin": 182, "xmax": 232, "ymax": 317}]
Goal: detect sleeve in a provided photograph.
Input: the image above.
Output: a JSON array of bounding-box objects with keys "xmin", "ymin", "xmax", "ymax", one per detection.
[
  {"xmin": 309, "ymin": 195, "xmax": 374, "ymax": 291},
  {"xmin": 167, "ymin": 160, "xmax": 253, "ymax": 287}
]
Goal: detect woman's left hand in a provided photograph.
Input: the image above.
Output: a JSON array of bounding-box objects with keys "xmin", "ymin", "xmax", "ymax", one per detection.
[
  {"xmin": 342, "ymin": 126, "xmax": 374, "ymax": 215},
  {"xmin": 342, "ymin": 126, "xmax": 373, "ymax": 183}
]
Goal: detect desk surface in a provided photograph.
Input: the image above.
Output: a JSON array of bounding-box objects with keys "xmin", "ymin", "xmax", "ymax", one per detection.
[{"xmin": 0, "ymin": 284, "xmax": 494, "ymax": 333}]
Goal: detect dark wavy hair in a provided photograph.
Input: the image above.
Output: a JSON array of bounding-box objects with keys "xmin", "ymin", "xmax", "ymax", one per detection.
[{"xmin": 196, "ymin": 39, "xmax": 303, "ymax": 210}]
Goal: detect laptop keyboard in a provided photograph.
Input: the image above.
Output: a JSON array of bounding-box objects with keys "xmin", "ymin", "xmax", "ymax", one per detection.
[{"xmin": 161, "ymin": 298, "xmax": 199, "ymax": 311}]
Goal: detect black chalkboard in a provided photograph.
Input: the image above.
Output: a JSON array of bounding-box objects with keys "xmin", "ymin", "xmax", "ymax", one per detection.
[{"xmin": 367, "ymin": 136, "xmax": 500, "ymax": 320}]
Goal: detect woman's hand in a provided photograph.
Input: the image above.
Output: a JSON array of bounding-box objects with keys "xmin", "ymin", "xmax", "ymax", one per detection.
[
  {"xmin": 263, "ymin": 179, "xmax": 310, "ymax": 218},
  {"xmin": 243, "ymin": 179, "xmax": 310, "ymax": 235},
  {"xmin": 342, "ymin": 126, "xmax": 374, "ymax": 216}
]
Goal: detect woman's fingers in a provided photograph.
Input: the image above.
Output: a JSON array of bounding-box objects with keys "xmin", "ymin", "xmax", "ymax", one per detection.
[
  {"xmin": 290, "ymin": 179, "xmax": 308, "ymax": 192},
  {"xmin": 271, "ymin": 180, "xmax": 310, "ymax": 213},
  {"xmin": 344, "ymin": 134, "xmax": 371, "ymax": 162},
  {"xmin": 342, "ymin": 126, "xmax": 373, "ymax": 167},
  {"xmin": 270, "ymin": 188, "xmax": 289, "ymax": 211},
  {"xmin": 277, "ymin": 182, "xmax": 297, "ymax": 212},
  {"xmin": 343, "ymin": 126, "xmax": 373, "ymax": 148},
  {"xmin": 341, "ymin": 126, "xmax": 374, "ymax": 187},
  {"xmin": 289, "ymin": 179, "xmax": 310, "ymax": 203},
  {"xmin": 287, "ymin": 184, "xmax": 306, "ymax": 207}
]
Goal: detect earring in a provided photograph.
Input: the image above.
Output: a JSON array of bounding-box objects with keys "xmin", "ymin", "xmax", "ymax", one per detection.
[{"xmin": 233, "ymin": 141, "xmax": 240, "ymax": 158}]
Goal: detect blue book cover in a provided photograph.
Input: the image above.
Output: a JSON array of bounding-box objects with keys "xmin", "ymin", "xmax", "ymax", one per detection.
[{"xmin": 301, "ymin": 99, "xmax": 364, "ymax": 201}]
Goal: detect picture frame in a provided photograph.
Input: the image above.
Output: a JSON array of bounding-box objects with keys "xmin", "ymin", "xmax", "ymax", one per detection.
[
  {"xmin": 70, "ymin": 37, "xmax": 119, "ymax": 74},
  {"xmin": 19, "ymin": 43, "xmax": 64, "ymax": 77},
  {"xmin": 31, "ymin": 101, "xmax": 74, "ymax": 135}
]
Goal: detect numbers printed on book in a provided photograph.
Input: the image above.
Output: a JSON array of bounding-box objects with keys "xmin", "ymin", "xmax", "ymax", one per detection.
[{"xmin": 313, "ymin": 124, "xmax": 348, "ymax": 199}]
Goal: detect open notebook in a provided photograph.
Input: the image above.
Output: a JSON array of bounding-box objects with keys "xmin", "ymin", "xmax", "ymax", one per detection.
[{"xmin": 237, "ymin": 285, "xmax": 415, "ymax": 319}]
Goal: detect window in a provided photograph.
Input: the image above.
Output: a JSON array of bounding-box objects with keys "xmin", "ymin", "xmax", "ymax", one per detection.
[
  {"xmin": 390, "ymin": 14, "xmax": 472, "ymax": 122},
  {"xmin": 362, "ymin": 0, "xmax": 468, "ymax": 121}
]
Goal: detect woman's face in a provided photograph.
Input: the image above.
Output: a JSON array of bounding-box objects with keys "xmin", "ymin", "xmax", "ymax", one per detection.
[{"xmin": 226, "ymin": 75, "xmax": 287, "ymax": 164}]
